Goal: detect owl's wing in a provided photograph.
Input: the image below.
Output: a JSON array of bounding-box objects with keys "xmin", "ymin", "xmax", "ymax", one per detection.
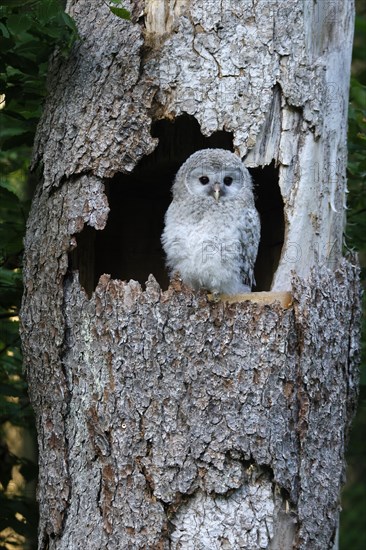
[
  {"xmin": 239, "ymin": 208, "xmax": 261, "ymax": 288},
  {"xmin": 161, "ymin": 202, "xmax": 190, "ymax": 274}
]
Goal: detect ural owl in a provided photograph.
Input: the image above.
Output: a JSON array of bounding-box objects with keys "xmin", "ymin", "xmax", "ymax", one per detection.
[{"xmin": 161, "ymin": 149, "xmax": 260, "ymax": 295}]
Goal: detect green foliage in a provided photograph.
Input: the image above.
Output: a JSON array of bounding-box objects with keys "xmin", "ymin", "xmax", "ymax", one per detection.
[
  {"xmin": 106, "ymin": 0, "xmax": 130, "ymax": 21},
  {"xmin": 0, "ymin": 1, "xmax": 79, "ymax": 547},
  {"xmin": 346, "ymin": 3, "xmax": 366, "ymax": 386},
  {"xmin": 345, "ymin": 1, "xmax": 366, "ymax": 391},
  {"xmin": 0, "ymin": 0, "xmax": 78, "ymax": 153},
  {"xmin": 0, "ymin": 152, "xmax": 37, "ymax": 550},
  {"xmin": 340, "ymin": 390, "xmax": 366, "ymax": 550},
  {"xmin": 340, "ymin": 2, "xmax": 366, "ymax": 548},
  {"xmin": 346, "ymin": 76, "xmax": 366, "ymax": 388},
  {"xmin": 0, "ymin": 186, "xmax": 37, "ymax": 548},
  {"xmin": 347, "ymin": 78, "xmax": 366, "ymax": 255},
  {"xmin": 352, "ymin": 2, "xmax": 366, "ymax": 85}
]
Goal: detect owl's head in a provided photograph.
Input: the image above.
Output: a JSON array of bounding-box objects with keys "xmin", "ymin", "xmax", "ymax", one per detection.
[{"xmin": 172, "ymin": 149, "xmax": 252, "ymax": 202}]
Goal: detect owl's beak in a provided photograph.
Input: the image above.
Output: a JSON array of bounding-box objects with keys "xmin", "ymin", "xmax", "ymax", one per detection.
[{"xmin": 213, "ymin": 183, "xmax": 221, "ymax": 201}]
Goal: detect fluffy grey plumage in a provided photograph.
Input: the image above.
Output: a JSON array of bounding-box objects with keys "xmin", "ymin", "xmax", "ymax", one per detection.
[{"xmin": 161, "ymin": 149, "xmax": 261, "ymax": 294}]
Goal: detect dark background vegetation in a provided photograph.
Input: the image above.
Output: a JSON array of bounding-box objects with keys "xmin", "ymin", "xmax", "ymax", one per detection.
[
  {"xmin": 339, "ymin": 1, "xmax": 366, "ymax": 547},
  {"xmin": 0, "ymin": 1, "xmax": 365, "ymax": 548}
]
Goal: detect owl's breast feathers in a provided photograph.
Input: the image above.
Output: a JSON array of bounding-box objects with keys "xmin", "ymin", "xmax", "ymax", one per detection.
[{"xmin": 162, "ymin": 195, "xmax": 260, "ymax": 293}]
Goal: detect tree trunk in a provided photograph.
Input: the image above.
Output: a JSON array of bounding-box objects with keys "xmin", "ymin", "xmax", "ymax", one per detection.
[{"xmin": 20, "ymin": 1, "xmax": 360, "ymax": 549}]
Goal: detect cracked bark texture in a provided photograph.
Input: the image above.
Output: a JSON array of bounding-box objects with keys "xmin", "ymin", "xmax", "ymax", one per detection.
[{"xmin": 20, "ymin": 1, "xmax": 360, "ymax": 549}]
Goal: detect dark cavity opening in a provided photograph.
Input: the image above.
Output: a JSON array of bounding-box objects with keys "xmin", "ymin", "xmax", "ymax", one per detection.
[
  {"xmin": 69, "ymin": 114, "xmax": 284, "ymax": 297},
  {"xmin": 250, "ymin": 163, "xmax": 284, "ymax": 292}
]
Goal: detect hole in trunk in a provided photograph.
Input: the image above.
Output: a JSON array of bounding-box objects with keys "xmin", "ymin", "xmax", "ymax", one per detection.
[
  {"xmin": 69, "ymin": 115, "xmax": 284, "ymax": 296},
  {"xmin": 250, "ymin": 163, "xmax": 284, "ymax": 291}
]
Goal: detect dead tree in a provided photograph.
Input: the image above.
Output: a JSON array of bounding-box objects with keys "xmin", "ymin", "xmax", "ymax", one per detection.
[{"xmin": 20, "ymin": 1, "xmax": 360, "ymax": 548}]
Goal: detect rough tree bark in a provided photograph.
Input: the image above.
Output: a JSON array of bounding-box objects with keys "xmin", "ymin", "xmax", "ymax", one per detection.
[{"xmin": 20, "ymin": 1, "xmax": 360, "ymax": 549}]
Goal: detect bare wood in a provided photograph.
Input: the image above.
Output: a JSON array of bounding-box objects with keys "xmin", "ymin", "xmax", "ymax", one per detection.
[{"xmin": 209, "ymin": 291, "xmax": 293, "ymax": 309}]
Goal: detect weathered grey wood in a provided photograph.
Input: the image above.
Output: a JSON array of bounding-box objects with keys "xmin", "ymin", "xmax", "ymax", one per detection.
[{"xmin": 20, "ymin": 1, "xmax": 359, "ymax": 549}]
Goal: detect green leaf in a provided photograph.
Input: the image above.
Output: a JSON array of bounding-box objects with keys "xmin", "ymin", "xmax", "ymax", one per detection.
[
  {"xmin": 0, "ymin": 185, "xmax": 25, "ymax": 228},
  {"xmin": 0, "ymin": 21, "xmax": 10, "ymax": 38},
  {"xmin": 0, "ymin": 0, "xmax": 37, "ymax": 5},
  {"xmin": 6, "ymin": 14, "xmax": 33, "ymax": 35},
  {"xmin": 109, "ymin": 6, "xmax": 131, "ymax": 20},
  {"xmin": 2, "ymin": 131, "xmax": 35, "ymax": 149},
  {"xmin": 4, "ymin": 52, "xmax": 39, "ymax": 75},
  {"xmin": 33, "ymin": 0, "xmax": 62, "ymax": 22},
  {"xmin": 60, "ymin": 10, "xmax": 78, "ymax": 33},
  {"xmin": 0, "ymin": 268, "xmax": 23, "ymax": 306},
  {"xmin": 0, "ymin": 112, "xmax": 33, "ymax": 139},
  {"xmin": 0, "ymin": 34, "xmax": 15, "ymax": 51}
]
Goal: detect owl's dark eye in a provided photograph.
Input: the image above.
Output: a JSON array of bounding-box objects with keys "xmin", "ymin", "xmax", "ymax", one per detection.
[
  {"xmin": 223, "ymin": 176, "xmax": 233, "ymax": 186},
  {"xmin": 199, "ymin": 176, "xmax": 210, "ymax": 185}
]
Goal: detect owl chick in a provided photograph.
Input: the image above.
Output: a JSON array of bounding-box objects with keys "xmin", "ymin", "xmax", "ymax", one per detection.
[{"xmin": 161, "ymin": 149, "xmax": 260, "ymax": 295}]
